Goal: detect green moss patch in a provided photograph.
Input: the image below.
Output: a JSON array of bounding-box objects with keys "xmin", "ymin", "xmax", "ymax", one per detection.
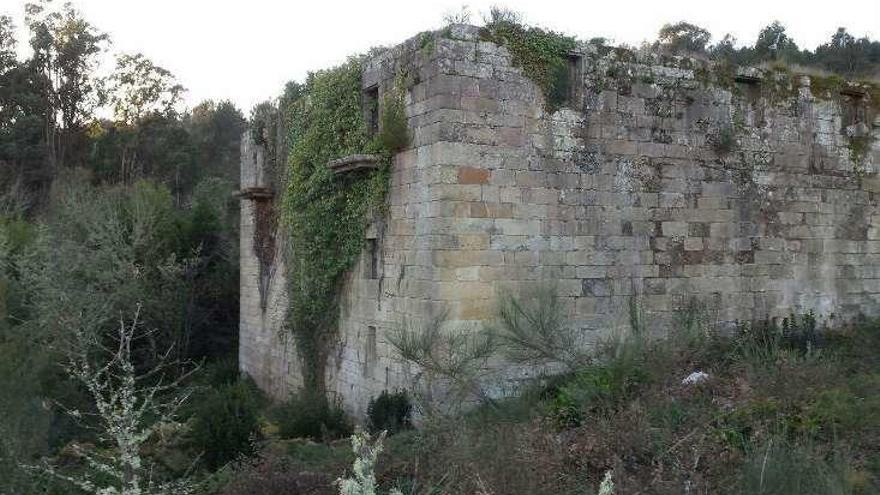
[{"xmin": 479, "ymin": 19, "xmax": 577, "ymax": 112}]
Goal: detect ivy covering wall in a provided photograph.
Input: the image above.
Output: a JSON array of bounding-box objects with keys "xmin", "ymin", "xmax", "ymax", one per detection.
[{"xmin": 280, "ymin": 56, "xmax": 405, "ymax": 392}]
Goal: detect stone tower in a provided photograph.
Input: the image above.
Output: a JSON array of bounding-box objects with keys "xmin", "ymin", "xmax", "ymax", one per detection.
[{"xmin": 240, "ymin": 25, "xmax": 880, "ymax": 417}]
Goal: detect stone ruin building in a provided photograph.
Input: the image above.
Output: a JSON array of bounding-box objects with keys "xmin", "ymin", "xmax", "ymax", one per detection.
[{"xmin": 239, "ymin": 24, "xmax": 880, "ymax": 417}]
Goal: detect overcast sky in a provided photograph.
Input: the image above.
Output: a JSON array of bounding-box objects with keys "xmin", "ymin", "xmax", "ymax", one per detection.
[{"xmin": 4, "ymin": 0, "xmax": 879, "ymax": 114}]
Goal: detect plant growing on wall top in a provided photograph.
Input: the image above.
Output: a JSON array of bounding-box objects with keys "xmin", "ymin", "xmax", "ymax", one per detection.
[
  {"xmin": 479, "ymin": 7, "xmax": 577, "ymax": 112},
  {"xmin": 281, "ymin": 56, "xmax": 406, "ymax": 392}
]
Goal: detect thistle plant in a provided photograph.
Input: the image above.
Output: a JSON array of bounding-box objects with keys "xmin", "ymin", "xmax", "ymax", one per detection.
[
  {"xmin": 337, "ymin": 430, "xmax": 402, "ymax": 495},
  {"xmin": 598, "ymin": 470, "xmax": 614, "ymax": 495}
]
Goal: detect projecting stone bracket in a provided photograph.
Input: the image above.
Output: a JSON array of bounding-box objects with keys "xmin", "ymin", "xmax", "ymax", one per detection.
[
  {"xmin": 236, "ymin": 187, "xmax": 274, "ymax": 200},
  {"xmin": 327, "ymin": 154, "xmax": 383, "ymax": 174}
]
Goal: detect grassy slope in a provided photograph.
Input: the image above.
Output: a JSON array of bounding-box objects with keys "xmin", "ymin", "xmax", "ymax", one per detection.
[{"xmin": 216, "ymin": 318, "xmax": 880, "ymax": 495}]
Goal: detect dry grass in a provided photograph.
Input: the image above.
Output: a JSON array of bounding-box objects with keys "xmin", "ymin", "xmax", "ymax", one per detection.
[{"xmin": 211, "ymin": 316, "xmax": 880, "ymax": 495}]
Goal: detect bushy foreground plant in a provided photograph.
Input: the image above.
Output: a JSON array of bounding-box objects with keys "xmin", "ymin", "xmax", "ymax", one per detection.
[
  {"xmin": 493, "ymin": 285, "xmax": 591, "ymax": 371},
  {"xmin": 367, "ymin": 390, "xmax": 412, "ymax": 435},
  {"xmin": 388, "ymin": 315, "xmax": 496, "ymax": 417},
  {"xmin": 189, "ymin": 378, "xmax": 262, "ymax": 470},
  {"xmin": 734, "ymin": 439, "xmax": 855, "ymax": 495},
  {"xmin": 734, "ymin": 312, "xmax": 823, "ymax": 368},
  {"xmin": 551, "ymin": 361, "xmax": 650, "ymax": 426},
  {"xmin": 209, "ymin": 447, "xmax": 337, "ymax": 495},
  {"xmin": 275, "ymin": 390, "xmax": 352, "ymax": 442},
  {"xmin": 337, "ymin": 430, "xmax": 402, "ymax": 495}
]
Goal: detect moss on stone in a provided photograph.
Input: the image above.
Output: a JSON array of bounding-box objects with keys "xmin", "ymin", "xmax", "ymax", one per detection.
[
  {"xmin": 809, "ymin": 74, "xmax": 846, "ymax": 100},
  {"xmin": 479, "ymin": 19, "xmax": 577, "ymax": 112},
  {"xmin": 847, "ymin": 134, "xmax": 874, "ymax": 170}
]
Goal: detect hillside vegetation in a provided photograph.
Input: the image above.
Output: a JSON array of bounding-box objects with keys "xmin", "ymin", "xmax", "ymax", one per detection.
[
  {"xmin": 1, "ymin": 3, "xmax": 879, "ymax": 495},
  {"xmin": 212, "ymin": 296, "xmax": 880, "ymax": 494}
]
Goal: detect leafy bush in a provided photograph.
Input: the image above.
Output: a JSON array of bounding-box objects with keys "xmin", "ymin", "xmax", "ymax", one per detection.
[
  {"xmin": 199, "ymin": 356, "xmax": 241, "ymax": 388},
  {"xmin": 275, "ymin": 390, "xmax": 352, "ymax": 442},
  {"xmin": 551, "ymin": 360, "xmax": 650, "ymax": 426},
  {"xmin": 190, "ymin": 379, "xmax": 262, "ymax": 469},
  {"xmin": 367, "ymin": 390, "xmax": 412, "ymax": 434}
]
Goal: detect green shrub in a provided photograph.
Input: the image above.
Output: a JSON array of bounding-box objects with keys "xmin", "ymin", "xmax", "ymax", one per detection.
[
  {"xmin": 367, "ymin": 390, "xmax": 413, "ymax": 434},
  {"xmin": 378, "ymin": 87, "xmax": 410, "ymax": 153},
  {"xmin": 800, "ymin": 388, "xmax": 870, "ymax": 438},
  {"xmin": 551, "ymin": 360, "xmax": 650, "ymax": 426},
  {"xmin": 213, "ymin": 450, "xmax": 335, "ymax": 495},
  {"xmin": 200, "ymin": 356, "xmax": 241, "ymax": 387},
  {"xmin": 275, "ymin": 390, "xmax": 352, "ymax": 441},
  {"xmin": 190, "ymin": 379, "xmax": 262, "ymax": 469}
]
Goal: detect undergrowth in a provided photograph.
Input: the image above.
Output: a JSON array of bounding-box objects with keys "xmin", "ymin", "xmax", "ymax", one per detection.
[
  {"xmin": 225, "ymin": 309, "xmax": 880, "ymax": 495},
  {"xmin": 273, "ymin": 390, "xmax": 353, "ymax": 442}
]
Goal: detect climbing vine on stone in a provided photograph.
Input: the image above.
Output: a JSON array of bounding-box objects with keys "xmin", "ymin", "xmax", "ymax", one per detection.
[
  {"xmin": 281, "ymin": 56, "xmax": 405, "ymax": 392},
  {"xmin": 480, "ymin": 12, "xmax": 576, "ymax": 112}
]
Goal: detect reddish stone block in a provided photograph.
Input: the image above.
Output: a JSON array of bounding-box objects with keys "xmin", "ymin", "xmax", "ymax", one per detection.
[{"xmin": 458, "ymin": 166, "xmax": 490, "ymax": 184}]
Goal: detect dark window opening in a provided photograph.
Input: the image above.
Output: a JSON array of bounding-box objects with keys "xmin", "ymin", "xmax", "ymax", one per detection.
[
  {"xmin": 366, "ymin": 238, "xmax": 379, "ymax": 279},
  {"xmin": 566, "ymin": 54, "xmax": 583, "ymax": 107},
  {"xmin": 735, "ymin": 75, "xmax": 762, "ymax": 101},
  {"xmin": 363, "ymin": 325, "xmax": 377, "ymax": 378},
  {"xmin": 734, "ymin": 76, "xmax": 763, "ymax": 125},
  {"xmin": 734, "ymin": 74, "xmax": 761, "ymax": 85},
  {"xmin": 364, "ymin": 86, "xmax": 379, "ymax": 135},
  {"xmin": 841, "ymin": 90, "xmax": 867, "ymax": 128}
]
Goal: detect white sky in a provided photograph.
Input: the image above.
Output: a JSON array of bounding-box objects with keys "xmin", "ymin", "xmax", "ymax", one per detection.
[{"xmin": 3, "ymin": 0, "xmax": 879, "ymax": 114}]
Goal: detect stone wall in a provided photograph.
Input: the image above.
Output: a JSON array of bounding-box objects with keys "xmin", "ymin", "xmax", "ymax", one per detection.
[
  {"xmin": 239, "ymin": 131, "xmax": 303, "ymax": 397},
  {"xmin": 240, "ymin": 24, "xmax": 880, "ymax": 417}
]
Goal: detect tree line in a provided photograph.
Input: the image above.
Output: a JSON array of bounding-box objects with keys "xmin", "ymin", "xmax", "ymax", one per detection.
[
  {"xmin": 654, "ymin": 20, "xmax": 880, "ymax": 77},
  {"xmin": 1, "ymin": 0, "xmax": 245, "ymax": 214},
  {"xmin": 0, "ymin": 1, "xmax": 244, "ymax": 493}
]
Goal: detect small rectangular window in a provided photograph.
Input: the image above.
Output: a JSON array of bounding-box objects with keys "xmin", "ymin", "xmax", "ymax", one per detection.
[
  {"xmin": 734, "ymin": 77, "xmax": 763, "ymax": 125},
  {"xmin": 567, "ymin": 54, "xmax": 583, "ymax": 107},
  {"xmin": 366, "ymin": 238, "xmax": 378, "ymax": 279},
  {"xmin": 363, "ymin": 325, "xmax": 377, "ymax": 378},
  {"xmin": 734, "ymin": 75, "xmax": 761, "ymax": 102},
  {"xmin": 840, "ymin": 90, "xmax": 866, "ymax": 127},
  {"xmin": 364, "ymin": 86, "xmax": 379, "ymax": 135},
  {"xmin": 734, "ymin": 74, "xmax": 761, "ymax": 85}
]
